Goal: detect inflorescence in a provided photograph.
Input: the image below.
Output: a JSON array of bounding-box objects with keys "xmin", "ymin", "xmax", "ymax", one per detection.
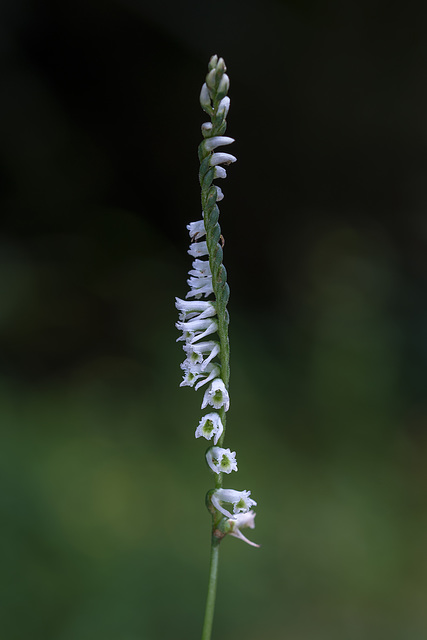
[{"xmin": 175, "ymin": 55, "xmax": 258, "ymax": 546}]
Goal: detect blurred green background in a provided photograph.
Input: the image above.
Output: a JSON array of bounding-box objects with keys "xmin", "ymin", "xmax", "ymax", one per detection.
[{"xmin": 2, "ymin": 1, "xmax": 427, "ymax": 639}]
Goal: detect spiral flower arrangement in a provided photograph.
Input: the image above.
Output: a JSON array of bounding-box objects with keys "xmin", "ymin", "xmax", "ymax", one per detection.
[{"xmin": 175, "ymin": 55, "xmax": 259, "ymax": 640}]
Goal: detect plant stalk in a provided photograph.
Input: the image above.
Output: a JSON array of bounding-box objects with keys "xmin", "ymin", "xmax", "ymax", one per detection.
[{"xmin": 201, "ymin": 537, "xmax": 221, "ymax": 640}]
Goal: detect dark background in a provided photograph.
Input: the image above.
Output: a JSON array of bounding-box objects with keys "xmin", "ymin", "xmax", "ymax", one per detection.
[{"xmin": 2, "ymin": 1, "xmax": 427, "ymax": 639}]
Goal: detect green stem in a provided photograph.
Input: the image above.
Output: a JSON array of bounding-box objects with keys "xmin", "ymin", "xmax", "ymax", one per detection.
[{"xmin": 201, "ymin": 537, "xmax": 221, "ymax": 640}]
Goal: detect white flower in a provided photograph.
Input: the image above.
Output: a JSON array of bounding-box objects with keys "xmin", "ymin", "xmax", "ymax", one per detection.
[
  {"xmin": 228, "ymin": 511, "xmax": 260, "ymax": 547},
  {"xmin": 176, "ymin": 318, "xmax": 218, "ymax": 344},
  {"xmin": 188, "ymin": 241, "xmax": 208, "ymax": 257},
  {"xmin": 214, "ymin": 166, "xmax": 227, "ymax": 179},
  {"xmin": 206, "ymin": 446, "xmax": 237, "ymax": 474},
  {"xmin": 211, "ymin": 488, "xmax": 257, "ymax": 519},
  {"xmin": 182, "ymin": 341, "xmax": 220, "ymax": 370},
  {"xmin": 180, "ymin": 363, "xmax": 220, "ymax": 389},
  {"xmin": 195, "ymin": 412, "xmax": 224, "ymax": 445},
  {"xmin": 186, "ymin": 275, "xmax": 213, "ymax": 299},
  {"xmin": 187, "ymin": 220, "xmax": 206, "ymax": 240},
  {"xmin": 203, "ymin": 136, "xmax": 234, "ymax": 151},
  {"xmin": 194, "ymin": 364, "xmax": 221, "ymax": 390},
  {"xmin": 216, "ymin": 186, "xmax": 224, "ymax": 202},
  {"xmin": 180, "ymin": 367, "xmax": 205, "ymax": 388},
  {"xmin": 188, "ymin": 259, "xmax": 211, "ymax": 279},
  {"xmin": 201, "ymin": 122, "xmax": 213, "ymax": 133},
  {"xmin": 184, "ymin": 258, "xmax": 212, "ymax": 301},
  {"xmin": 201, "ymin": 378, "xmax": 230, "ymax": 410},
  {"xmin": 175, "ymin": 298, "xmax": 216, "ymax": 321},
  {"xmin": 210, "ymin": 152, "xmax": 237, "ymax": 166}
]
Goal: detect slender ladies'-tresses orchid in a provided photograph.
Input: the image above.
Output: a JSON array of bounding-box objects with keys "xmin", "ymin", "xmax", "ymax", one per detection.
[{"xmin": 175, "ymin": 55, "xmax": 259, "ymax": 640}]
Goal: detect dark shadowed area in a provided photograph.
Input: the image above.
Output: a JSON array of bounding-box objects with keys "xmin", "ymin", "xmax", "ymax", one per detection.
[{"xmin": 1, "ymin": 1, "xmax": 427, "ymax": 639}]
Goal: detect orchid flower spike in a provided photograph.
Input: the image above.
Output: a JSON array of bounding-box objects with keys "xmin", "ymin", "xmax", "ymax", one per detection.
[{"xmin": 176, "ymin": 57, "xmax": 259, "ymax": 582}]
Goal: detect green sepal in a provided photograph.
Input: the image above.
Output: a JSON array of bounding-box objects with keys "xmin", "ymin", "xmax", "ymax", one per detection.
[
  {"xmin": 207, "ymin": 228, "xmax": 221, "ymax": 251},
  {"xmin": 212, "ymin": 114, "xmax": 227, "ymax": 133},
  {"xmin": 210, "ymin": 243, "xmax": 223, "ymax": 268},
  {"xmin": 216, "ymin": 516, "xmax": 234, "ymax": 535},
  {"xmin": 201, "ymin": 103, "xmax": 213, "ymax": 117},
  {"xmin": 216, "ymin": 264, "xmax": 227, "ymax": 287},
  {"xmin": 201, "ymin": 167, "xmax": 215, "ymax": 191},
  {"xmin": 205, "ymin": 206, "xmax": 219, "ymax": 229},
  {"xmin": 205, "ymin": 489, "xmax": 216, "ymax": 516},
  {"xmin": 198, "ymin": 144, "xmax": 211, "ymax": 164},
  {"xmin": 206, "ymin": 186, "xmax": 218, "ymax": 210}
]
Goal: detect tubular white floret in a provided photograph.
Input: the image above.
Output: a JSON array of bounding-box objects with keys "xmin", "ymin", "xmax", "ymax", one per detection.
[
  {"xmin": 210, "ymin": 152, "xmax": 237, "ymax": 167},
  {"xmin": 228, "ymin": 511, "xmax": 260, "ymax": 547},
  {"xmin": 176, "ymin": 318, "xmax": 218, "ymax": 344},
  {"xmin": 202, "ymin": 122, "xmax": 213, "ymax": 133},
  {"xmin": 188, "ymin": 259, "xmax": 211, "ymax": 278},
  {"xmin": 214, "ymin": 166, "xmax": 227, "ymax": 179},
  {"xmin": 188, "ymin": 241, "xmax": 209, "ymax": 257},
  {"xmin": 203, "ymin": 136, "xmax": 234, "ymax": 151},
  {"xmin": 195, "ymin": 412, "xmax": 224, "ymax": 445},
  {"xmin": 186, "ymin": 276, "xmax": 213, "ymax": 299},
  {"xmin": 201, "ymin": 378, "xmax": 230, "ymax": 410},
  {"xmin": 187, "ymin": 220, "xmax": 206, "ymax": 240},
  {"xmin": 180, "ymin": 363, "xmax": 220, "ymax": 389},
  {"xmin": 183, "ymin": 341, "xmax": 220, "ymax": 371},
  {"xmin": 216, "ymin": 186, "xmax": 224, "ymax": 202},
  {"xmin": 175, "ymin": 298, "xmax": 216, "ymax": 321},
  {"xmin": 206, "ymin": 447, "xmax": 238, "ymax": 474},
  {"xmin": 211, "ymin": 488, "xmax": 257, "ymax": 519}
]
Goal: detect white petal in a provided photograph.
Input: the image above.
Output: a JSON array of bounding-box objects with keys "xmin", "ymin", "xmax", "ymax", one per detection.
[
  {"xmin": 176, "ymin": 318, "xmax": 217, "ymax": 344},
  {"xmin": 189, "ymin": 259, "xmax": 211, "ymax": 278},
  {"xmin": 218, "ymin": 74, "xmax": 229, "ymax": 95},
  {"xmin": 231, "ymin": 511, "xmax": 257, "ymax": 530},
  {"xmin": 195, "ymin": 412, "xmax": 224, "ymax": 444},
  {"xmin": 206, "ymin": 447, "xmax": 238, "ymax": 474},
  {"xmin": 204, "ymin": 136, "xmax": 234, "ymax": 151},
  {"xmin": 217, "ymin": 96, "xmax": 230, "ymax": 117},
  {"xmin": 188, "ymin": 241, "xmax": 208, "ymax": 257},
  {"xmin": 200, "ymin": 343, "xmax": 220, "ymax": 371},
  {"xmin": 210, "ymin": 152, "xmax": 237, "ymax": 166},
  {"xmin": 229, "ymin": 528, "xmax": 260, "ymax": 547},
  {"xmin": 187, "ymin": 220, "xmax": 206, "ymax": 240},
  {"xmin": 200, "ymin": 83, "xmax": 211, "ymax": 110},
  {"xmin": 216, "ymin": 186, "xmax": 224, "ymax": 201},
  {"xmin": 211, "ymin": 492, "xmax": 235, "ymax": 519},
  {"xmin": 214, "ymin": 488, "xmax": 256, "ymax": 515},
  {"xmin": 175, "ymin": 298, "xmax": 216, "ymax": 321},
  {"xmin": 194, "ymin": 364, "xmax": 221, "ymax": 390},
  {"xmin": 214, "ymin": 166, "xmax": 227, "ymax": 179},
  {"xmin": 201, "ymin": 377, "xmax": 230, "ymax": 408}
]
